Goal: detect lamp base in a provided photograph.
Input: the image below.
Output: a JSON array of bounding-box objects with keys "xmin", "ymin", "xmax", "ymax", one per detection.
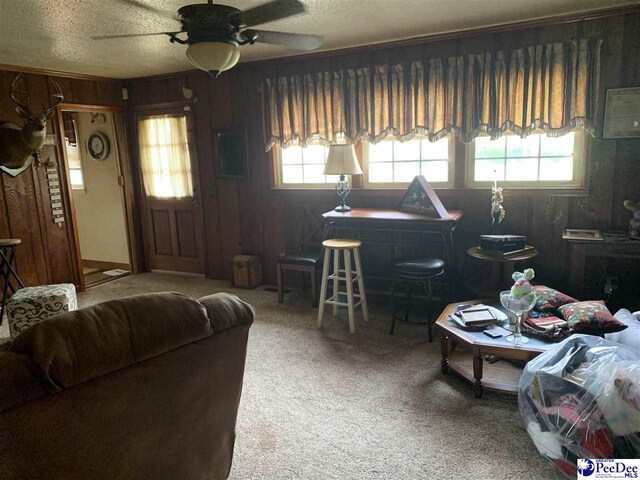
[{"xmin": 334, "ymin": 205, "xmax": 352, "ymax": 213}]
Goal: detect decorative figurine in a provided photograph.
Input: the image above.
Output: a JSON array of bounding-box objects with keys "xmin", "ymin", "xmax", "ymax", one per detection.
[
  {"xmin": 500, "ymin": 268, "xmax": 536, "ymax": 345},
  {"xmin": 623, "ymin": 200, "xmax": 640, "ymax": 239},
  {"xmin": 491, "ymin": 179, "xmax": 505, "ymax": 234}
]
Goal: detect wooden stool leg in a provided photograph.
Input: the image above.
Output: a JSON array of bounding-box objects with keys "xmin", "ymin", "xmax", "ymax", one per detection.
[
  {"xmin": 317, "ymin": 249, "xmax": 332, "ymax": 328},
  {"xmin": 332, "ymin": 247, "xmax": 340, "ymax": 316},
  {"xmin": 276, "ymin": 264, "xmax": 284, "ymax": 303},
  {"xmin": 344, "ymin": 249, "xmax": 356, "ymax": 334},
  {"xmin": 353, "ymin": 247, "xmax": 368, "ymax": 322},
  {"xmin": 311, "ymin": 267, "xmax": 318, "ymax": 308}
]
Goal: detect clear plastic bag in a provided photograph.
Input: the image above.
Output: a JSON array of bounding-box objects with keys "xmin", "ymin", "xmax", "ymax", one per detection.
[{"xmin": 518, "ymin": 334, "xmax": 640, "ymax": 478}]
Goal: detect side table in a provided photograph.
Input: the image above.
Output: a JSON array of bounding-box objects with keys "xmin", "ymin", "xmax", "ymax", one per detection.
[{"xmin": 464, "ymin": 246, "xmax": 538, "ymax": 297}]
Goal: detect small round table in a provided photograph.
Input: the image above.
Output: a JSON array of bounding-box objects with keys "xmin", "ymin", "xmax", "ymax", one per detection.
[
  {"xmin": 0, "ymin": 239, "xmax": 25, "ymax": 323},
  {"xmin": 464, "ymin": 245, "xmax": 538, "ymax": 298}
]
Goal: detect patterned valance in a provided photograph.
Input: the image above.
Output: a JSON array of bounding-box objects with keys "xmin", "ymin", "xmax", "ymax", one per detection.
[{"xmin": 263, "ymin": 39, "xmax": 602, "ymax": 151}]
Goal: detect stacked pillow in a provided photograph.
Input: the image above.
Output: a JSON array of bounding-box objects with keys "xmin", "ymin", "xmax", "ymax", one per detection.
[{"xmin": 531, "ymin": 286, "xmax": 628, "ymax": 336}]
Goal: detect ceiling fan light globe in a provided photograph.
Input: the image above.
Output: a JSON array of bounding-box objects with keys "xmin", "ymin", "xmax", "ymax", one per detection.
[
  {"xmin": 220, "ymin": 47, "xmax": 241, "ymax": 72},
  {"xmin": 186, "ymin": 41, "xmax": 239, "ymax": 74}
]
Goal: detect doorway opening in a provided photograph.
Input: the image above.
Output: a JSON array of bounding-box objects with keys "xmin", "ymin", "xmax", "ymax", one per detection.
[{"xmin": 61, "ymin": 109, "xmax": 131, "ymax": 288}]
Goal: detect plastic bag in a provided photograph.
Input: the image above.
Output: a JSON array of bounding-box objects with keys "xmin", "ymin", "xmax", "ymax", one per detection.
[{"xmin": 518, "ymin": 334, "xmax": 640, "ymax": 478}]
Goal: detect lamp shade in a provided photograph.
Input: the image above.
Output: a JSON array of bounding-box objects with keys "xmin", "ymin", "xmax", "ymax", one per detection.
[
  {"xmin": 324, "ymin": 144, "xmax": 362, "ymax": 175},
  {"xmin": 186, "ymin": 41, "xmax": 240, "ymax": 77}
]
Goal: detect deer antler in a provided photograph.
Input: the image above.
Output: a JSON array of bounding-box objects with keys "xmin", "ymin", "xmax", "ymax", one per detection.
[
  {"xmin": 9, "ymin": 74, "xmax": 31, "ymax": 113},
  {"xmin": 44, "ymin": 78, "xmax": 64, "ymax": 114}
]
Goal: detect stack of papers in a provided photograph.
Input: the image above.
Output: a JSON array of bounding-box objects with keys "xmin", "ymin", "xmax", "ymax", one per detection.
[{"xmin": 450, "ymin": 304, "xmax": 500, "ymax": 328}]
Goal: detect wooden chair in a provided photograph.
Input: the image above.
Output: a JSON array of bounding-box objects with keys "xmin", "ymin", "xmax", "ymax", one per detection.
[{"xmin": 276, "ymin": 209, "xmax": 324, "ymax": 307}]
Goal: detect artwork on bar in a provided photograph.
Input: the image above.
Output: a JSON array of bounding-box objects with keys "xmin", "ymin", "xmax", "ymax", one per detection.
[
  {"xmin": 212, "ymin": 129, "xmax": 248, "ymax": 178},
  {"xmin": 397, "ymin": 175, "xmax": 449, "ymax": 219}
]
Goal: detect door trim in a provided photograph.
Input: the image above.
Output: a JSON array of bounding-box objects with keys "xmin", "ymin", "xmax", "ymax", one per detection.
[{"xmin": 55, "ymin": 103, "xmax": 143, "ymax": 291}]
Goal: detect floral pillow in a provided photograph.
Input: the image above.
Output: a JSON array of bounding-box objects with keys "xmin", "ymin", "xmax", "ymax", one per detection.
[
  {"xmin": 557, "ymin": 301, "xmax": 628, "ymax": 335},
  {"xmin": 532, "ymin": 285, "xmax": 578, "ymax": 311}
]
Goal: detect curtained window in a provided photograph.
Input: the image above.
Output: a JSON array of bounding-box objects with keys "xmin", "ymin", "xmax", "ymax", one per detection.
[
  {"xmin": 137, "ymin": 114, "xmax": 193, "ymax": 198},
  {"xmin": 264, "ymin": 39, "xmax": 601, "ymax": 189}
]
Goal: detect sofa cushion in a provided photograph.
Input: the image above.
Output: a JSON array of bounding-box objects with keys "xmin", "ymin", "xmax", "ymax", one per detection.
[
  {"xmin": 531, "ymin": 285, "xmax": 578, "ymax": 311},
  {"xmin": 10, "ymin": 292, "xmax": 212, "ymax": 391},
  {"xmin": 0, "ymin": 351, "xmax": 48, "ymax": 413},
  {"xmin": 557, "ymin": 301, "xmax": 628, "ymax": 335},
  {"xmin": 605, "ymin": 309, "xmax": 640, "ymax": 352}
]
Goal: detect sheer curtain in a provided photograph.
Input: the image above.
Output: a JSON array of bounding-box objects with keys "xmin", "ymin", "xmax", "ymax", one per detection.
[
  {"xmin": 263, "ymin": 39, "xmax": 602, "ymax": 150},
  {"xmin": 137, "ymin": 114, "xmax": 193, "ymax": 198}
]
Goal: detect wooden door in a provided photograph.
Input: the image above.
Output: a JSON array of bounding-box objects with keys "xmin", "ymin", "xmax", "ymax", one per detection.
[{"xmin": 135, "ymin": 106, "xmax": 205, "ymax": 274}]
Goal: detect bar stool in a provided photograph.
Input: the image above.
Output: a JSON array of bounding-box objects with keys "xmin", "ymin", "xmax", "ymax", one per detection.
[
  {"xmin": 317, "ymin": 239, "xmax": 369, "ymax": 334},
  {"xmin": 0, "ymin": 238, "xmax": 25, "ymax": 324},
  {"xmin": 389, "ymin": 257, "xmax": 445, "ymax": 342}
]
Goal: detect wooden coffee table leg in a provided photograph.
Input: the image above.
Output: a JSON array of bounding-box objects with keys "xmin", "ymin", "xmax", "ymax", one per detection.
[
  {"xmin": 472, "ymin": 347, "xmax": 483, "ymax": 398},
  {"xmin": 440, "ymin": 334, "xmax": 449, "ymax": 374}
]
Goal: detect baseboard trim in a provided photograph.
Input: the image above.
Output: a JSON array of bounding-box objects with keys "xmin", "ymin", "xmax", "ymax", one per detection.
[
  {"xmin": 149, "ymin": 269, "xmax": 206, "ymax": 278},
  {"xmin": 83, "ymin": 259, "xmax": 130, "ymax": 271}
]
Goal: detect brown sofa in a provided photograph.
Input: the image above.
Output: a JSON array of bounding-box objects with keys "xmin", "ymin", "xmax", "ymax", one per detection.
[{"xmin": 0, "ymin": 291, "xmax": 254, "ymax": 480}]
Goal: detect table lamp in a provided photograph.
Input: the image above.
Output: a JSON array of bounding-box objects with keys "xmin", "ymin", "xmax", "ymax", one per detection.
[{"xmin": 324, "ymin": 144, "xmax": 362, "ymax": 212}]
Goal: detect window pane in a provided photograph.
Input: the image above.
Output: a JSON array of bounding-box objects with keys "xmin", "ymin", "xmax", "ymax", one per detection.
[
  {"xmin": 540, "ymin": 157, "xmax": 573, "ymax": 181},
  {"xmin": 394, "ymin": 161, "xmax": 421, "ymax": 182},
  {"xmin": 506, "ymin": 135, "xmax": 539, "ymax": 158},
  {"xmin": 475, "ymin": 137, "xmax": 505, "ymax": 158},
  {"xmin": 506, "ymin": 158, "xmax": 539, "ymax": 181},
  {"xmin": 303, "ymin": 164, "xmax": 327, "ymax": 183},
  {"xmin": 369, "ymin": 141, "xmax": 392, "ymax": 163},
  {"xmin": 303, "ymin": 145, "xmax": 327, "ymax": 164},
  {"xmin": 540, "ymin": 133, "xmax": 574, "ymax": 156},
  {"xmin": 422, "ymin": 161, "xmax": 448, "ymax": 182},
  {"xmin": 282, "ymin": 165, "xmax": 303, "ymax": 184},
  {"xmin": 282, "ymin": 146, "xmax": 303, "ymax": 165},
  {"xmin": 394, "ymin": 140, "xmax": 420, "ymax": 161},
  {"xmin": 368, "ymin": 163, "xmax": 393, "ymax": 183},
  {"xmin": 475, "ymin": 159, "xmax": 505, "ymax": 181},
  {"xmin": 421, "ymin": 138, "xmax": 448, "ymax": 160},
  {"xmin": 70, "ymin": 169, "xmax": 84, "ymax": 189}
]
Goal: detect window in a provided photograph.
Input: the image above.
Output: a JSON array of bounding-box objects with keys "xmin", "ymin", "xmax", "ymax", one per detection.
[
  {"xmin": 276, "ymin": 144, "xmax": 341, "ymax": 187},
  {"xmin": 137, "ymin": 114, "xmax": 193, "ymax": 198},
  {"xmin": 363, "ymin": 137, "xmax": 453, "ymax": 187},
  {"xmin": 66, "ymin": 138, "xmax": 85, "ymax": 190},
  {"xmin": 467, "ymin": 132, "xmax": 585, "ymax": 187}
]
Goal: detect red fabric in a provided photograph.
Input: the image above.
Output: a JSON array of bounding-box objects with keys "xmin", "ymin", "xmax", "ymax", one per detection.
[
  {"xmin": 581, "ymin": 428, "xmax": 613, "ymax": 458},
  {"xmin": 555, "ymin": 459, "xmax": 576, "ymax": 477}
]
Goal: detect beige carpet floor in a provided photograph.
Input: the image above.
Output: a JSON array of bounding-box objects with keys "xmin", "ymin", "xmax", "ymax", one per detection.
[{"xmin": 1, "ymin": 273, "xmax": 557, "ymax": 479}]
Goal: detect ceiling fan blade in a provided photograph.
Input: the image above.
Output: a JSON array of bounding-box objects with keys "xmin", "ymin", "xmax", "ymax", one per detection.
[
  {"xmin": 232, "ymin": 0, "xmax": 306, "ymax": 28},
  {"xmin": 245, "ymin": 30, "xmax": 323, "ymax": 51},
  {"xmin": 112, "ymin": 0, "xmax": 180, "ymax": 21},
  {"xmin": 91, "ymin": 31, "xmax": 182, "ymax": 40}
]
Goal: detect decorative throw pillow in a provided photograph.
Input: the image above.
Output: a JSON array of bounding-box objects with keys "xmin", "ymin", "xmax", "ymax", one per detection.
[
  {"xmin": 532, "ymin": 285, "xmax": 578, "ymax": 311},
  {"xmin": 557, "ymin": 301, "xmax": 628, "ymax": 335}
]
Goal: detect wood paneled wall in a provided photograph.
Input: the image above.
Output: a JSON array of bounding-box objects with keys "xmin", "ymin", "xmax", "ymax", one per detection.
[
  {"xmin": 125, "ymin": 11, "xmax": 639, "ymax": 294},
  {"xmin": 0, "ymin": 67, "xmax": 121, "ymax": 287}
]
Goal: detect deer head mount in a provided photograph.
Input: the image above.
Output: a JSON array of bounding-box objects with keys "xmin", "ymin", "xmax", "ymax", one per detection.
[{"xmin": 0, "ymin": 74, "xmax": 63, "ymax": 176}]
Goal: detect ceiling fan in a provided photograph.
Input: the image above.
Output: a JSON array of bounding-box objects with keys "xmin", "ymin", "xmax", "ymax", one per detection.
[{"xmin": 92, "ymin": 0, "xmax": 324, "ymax": 77}]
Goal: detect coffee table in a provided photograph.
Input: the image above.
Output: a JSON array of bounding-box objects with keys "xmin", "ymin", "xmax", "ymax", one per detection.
[{"xmin": 436, "ymin": 300, "xmax": 554, "ymax": 398}]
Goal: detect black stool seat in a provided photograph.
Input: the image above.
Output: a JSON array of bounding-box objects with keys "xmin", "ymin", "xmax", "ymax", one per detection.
[
  {"xmin": 277, "ymin": 250, "xmax": 323, "ymax": 267},
  {"xmin": 394, "ymin": 257, "xmax": 445, "ymax": 274}
]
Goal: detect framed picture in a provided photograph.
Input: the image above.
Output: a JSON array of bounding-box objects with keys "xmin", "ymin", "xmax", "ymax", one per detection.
[
  {"xmin": 212, "ymin": 129, "xmax": 248, "ymax": 178},
  {"xmin": 397, "ymin": 175, "xmax": 450, "ymax": 219},
  {"xmin": 603, "ymin": 87, "xmax": 640, "ymax": 139},
  {"xmin": 562, "ymin": 229, "xmax": 604, "ymax": 241}
]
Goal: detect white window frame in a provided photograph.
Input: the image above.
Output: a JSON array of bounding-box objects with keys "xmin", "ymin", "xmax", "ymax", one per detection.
[
  {"xmin": 362, "ymin": 136, "xmax": 455, "ymax": 189},
  {"xmin": 465, "ymin": 130, "xmax": 587, "ymax": 189},
  {"xmin": 66, "ymin": 138, "xmax": 85, "ymax": 190},
  {"xmin": 274, "ymin": 142, "xmax": 347, "ymax": 189}
]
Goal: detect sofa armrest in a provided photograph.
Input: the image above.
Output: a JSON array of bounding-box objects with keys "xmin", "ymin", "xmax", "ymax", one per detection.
[{"xmin": 199, "ymin": 293, "xmax": 255, "ymax": 334}]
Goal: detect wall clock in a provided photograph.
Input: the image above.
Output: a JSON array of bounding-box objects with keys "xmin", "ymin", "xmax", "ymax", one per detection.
[{"xmin": 87, "ymin": 132, "xmax": 110, "ymax": 160}]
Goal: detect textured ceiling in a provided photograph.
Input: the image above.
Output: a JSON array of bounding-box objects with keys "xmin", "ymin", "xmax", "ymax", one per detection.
[{"xmin": 0, "ymin": 0, "xmax": 637, "ymax": 79}]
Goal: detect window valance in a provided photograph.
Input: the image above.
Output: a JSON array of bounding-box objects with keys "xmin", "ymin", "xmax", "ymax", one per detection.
[{"xmin": 263, "ymin": 39, "xmax": 602, "ymax": 151}]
